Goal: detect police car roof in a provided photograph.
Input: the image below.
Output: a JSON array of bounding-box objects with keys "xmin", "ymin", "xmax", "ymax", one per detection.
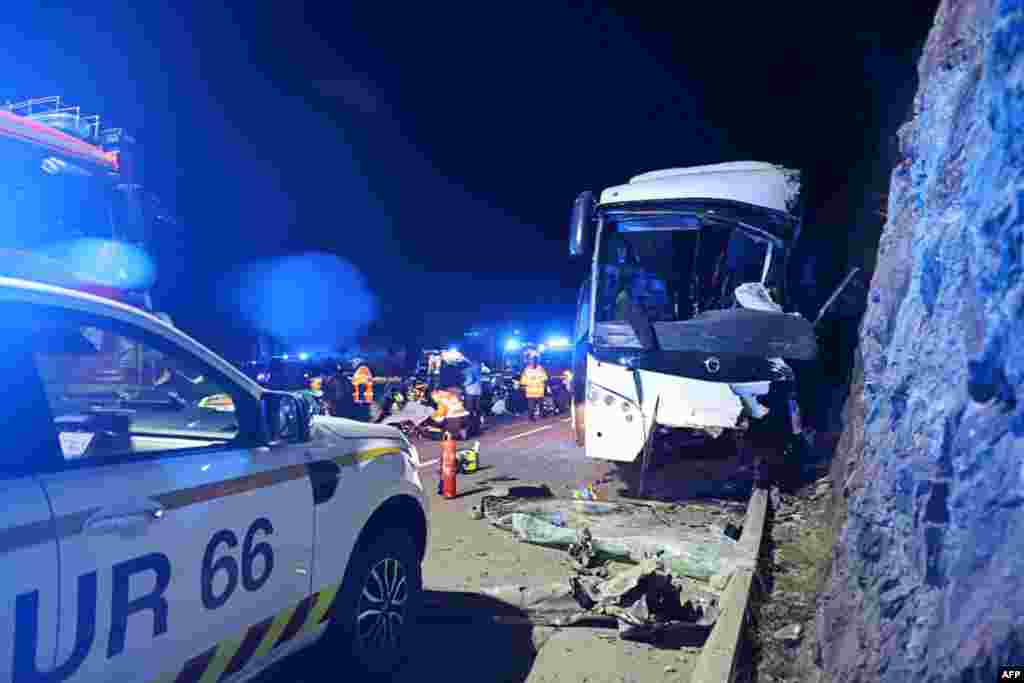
[{"xmin": 0, "ymin": 276, "xmax": 263, "ymax": 399}]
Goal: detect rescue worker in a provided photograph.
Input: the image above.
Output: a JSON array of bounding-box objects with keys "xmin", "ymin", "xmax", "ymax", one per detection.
[
  {"xmin": 428, "ymin": 385, "xmax": 470, "ymax": 441},
  {"xmin": 463, "ymin": 360, "xmax": 483, "ymax": 427},
  {"xmin": 519, "ymin": 354, "xmax": 549, "ymax": 422},
  {"xmin": 557, "ymin": 369, "xmax": 573, "ymax": 414},
  {"xmin": 352, "ymin": 361, "xmax": 374, "ymax": 404},
  {"xmin": 388, "ymin": 385, "xmax": 406, "ymax": 416},
  {"xmin": 307, "ymin": 375, "xmax": 326, "ymax": 415},
  {"xmin": 322, "ymin": 362, "xmax": 348, "ymax": 416},
  {"xmin": 428, "ymin": 385, "xmax": 469, "ymax": 494},
  {"xmin": 427, "ymin": 353, "xmax": 442, "ymax": 391}
]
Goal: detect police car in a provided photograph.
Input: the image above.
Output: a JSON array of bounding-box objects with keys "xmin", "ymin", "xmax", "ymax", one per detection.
[{"xmin": 0, "ymin": 277, "xmax": 429, "ymax": 682}]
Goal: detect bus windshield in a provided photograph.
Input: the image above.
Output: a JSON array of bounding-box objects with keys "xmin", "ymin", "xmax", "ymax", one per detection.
[{"xmin": 594, "ymin": 214, "xmax": 780, "ymax": 325}]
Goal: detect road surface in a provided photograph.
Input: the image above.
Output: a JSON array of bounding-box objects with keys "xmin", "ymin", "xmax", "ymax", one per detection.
[
  {"xmin": 415, "ymin": 412, "xmax": 614, "ymax": 495},
  {"xmin": 257, "ymin": 411, "xmax": 754, "ymax": 682}
]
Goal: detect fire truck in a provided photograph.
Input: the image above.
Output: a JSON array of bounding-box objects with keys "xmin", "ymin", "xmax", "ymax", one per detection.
[{"xmin": 0, "ymin": 96, "xmax": 178, "ymax": 383}]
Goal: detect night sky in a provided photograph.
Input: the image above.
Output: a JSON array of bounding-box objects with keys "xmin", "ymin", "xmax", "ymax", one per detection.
[{"xmin": 2, "ymin": 2, "xmax": 939, "ymax": 358}]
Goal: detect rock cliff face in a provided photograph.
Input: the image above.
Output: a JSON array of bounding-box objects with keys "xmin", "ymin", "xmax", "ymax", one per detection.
[{"xmin": 819, "ymin": 0, "xmax": 1024, "ymax": 680}]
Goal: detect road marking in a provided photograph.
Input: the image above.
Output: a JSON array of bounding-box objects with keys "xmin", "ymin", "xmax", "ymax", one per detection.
[
  {"xmin": 498, "ymin": 425, "xmax": 552, "ymax": 443},
  {"xmin": 418, "ymin": 457, "xmax": 439, "ymax": 468}
]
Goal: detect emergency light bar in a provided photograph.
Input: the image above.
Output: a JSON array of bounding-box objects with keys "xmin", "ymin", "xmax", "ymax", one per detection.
[{"xmin": 0, "ymin": 249, "xmax": 153, "ymax": 310}]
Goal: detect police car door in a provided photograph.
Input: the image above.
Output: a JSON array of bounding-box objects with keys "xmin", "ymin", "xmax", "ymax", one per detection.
[
  {"xmin": 27, "ymin": 309, "xmax": 315, "ymax": 682},
  {"xmin": 0, "ymin": 338, "xmax": 61, "ymax": 683}
]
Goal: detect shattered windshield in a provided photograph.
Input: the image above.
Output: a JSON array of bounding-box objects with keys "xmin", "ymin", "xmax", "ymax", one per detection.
[{"xmin": 594, "ymin": 214, "xmax": 781, "ymax": 325}]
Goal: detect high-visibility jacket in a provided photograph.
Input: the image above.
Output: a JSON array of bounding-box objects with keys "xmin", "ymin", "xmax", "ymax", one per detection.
[
  {"xmin": 520, "ymin": 366, "xmax": 549, "ymax": 399},
  {"xmin": 431, "ymin": 390, "xmax": 469, "ymax": 421},
  {"xmin": 563, "ymin": 370, "xmax": 573, "ymax": 390},
  {"xmin": 352, "ymin": 365, "xmax": 374, "ymax": 402}
]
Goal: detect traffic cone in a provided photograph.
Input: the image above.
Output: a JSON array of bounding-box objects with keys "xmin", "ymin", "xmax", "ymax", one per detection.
[{"xmin": 440, "ymin": 432, "xmax": 458, "ymax": 499}]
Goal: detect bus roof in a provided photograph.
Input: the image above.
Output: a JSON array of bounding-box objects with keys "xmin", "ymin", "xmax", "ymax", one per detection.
[{"xmin": 600, "ymin": 161, "xmax": 800, "ymax": 214}]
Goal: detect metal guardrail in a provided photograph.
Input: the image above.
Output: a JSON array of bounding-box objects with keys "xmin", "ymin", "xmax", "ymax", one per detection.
[{"xmin": 692, "ymin": 487, "xmax": 768, "ymax": 683}]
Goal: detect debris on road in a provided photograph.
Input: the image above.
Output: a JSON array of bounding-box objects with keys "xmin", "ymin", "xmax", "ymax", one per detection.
[
  {"xmin": 773, "ymin": 623, "xmax": 804, "ymax": 643},
  {"xmin": 481, "ymin": 496, "xmax": 754, "ymax": 581},
  {"xmin": 481, "ymin": 557, "xmax": 719, "ymax": 640},
  {"xmin": 469, "ymin": 489, "xmax": 757, "ymax": 642},
  {"xmin": 572, "ymin": 481, "xmax": 608, "ymax": 501}
]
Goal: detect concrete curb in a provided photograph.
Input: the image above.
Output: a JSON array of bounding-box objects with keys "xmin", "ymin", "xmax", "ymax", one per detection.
[{"xmin": 691, "ymin": 487, "xmax": 768, "ymax": 683}]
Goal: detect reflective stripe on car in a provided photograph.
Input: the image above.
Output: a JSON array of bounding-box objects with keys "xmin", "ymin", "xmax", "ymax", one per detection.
[
  {"xmin": 154, "ymin": 582, "xmax": 344, "ymax": 683},
  {"xmin": 0, "ymin": 446, "xmax": 408, "ymax": 554}
]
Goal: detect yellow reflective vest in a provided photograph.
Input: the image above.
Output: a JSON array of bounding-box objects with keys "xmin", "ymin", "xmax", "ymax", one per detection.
[
  {"xmin": 520, "ymin": 366, "xmax": 549, "ymax": 399},
  {"xmin": 431, "ymin": 390, "xmax": 469, "ymax": 421}
]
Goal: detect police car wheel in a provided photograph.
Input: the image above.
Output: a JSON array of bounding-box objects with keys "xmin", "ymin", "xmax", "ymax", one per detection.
[{"xmin": 334, "ymin": 528, "xmax": 421, "ymax": 677}]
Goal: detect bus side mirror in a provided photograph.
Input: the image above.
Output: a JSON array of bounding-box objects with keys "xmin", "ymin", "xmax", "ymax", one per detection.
[{"xmin": 569, "ymin": 191, "xmax": 596, "ymax": 257}]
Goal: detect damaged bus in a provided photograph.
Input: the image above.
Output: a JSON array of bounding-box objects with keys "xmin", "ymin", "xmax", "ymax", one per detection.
[{"xmin": 568, "ymin": 162, "xmax": 819, "ymax": 473}]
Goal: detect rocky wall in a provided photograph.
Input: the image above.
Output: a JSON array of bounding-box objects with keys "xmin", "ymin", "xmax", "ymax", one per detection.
[{"xmin": 818, "ymin": 0, "xmax": 1024, "ymax": 680}]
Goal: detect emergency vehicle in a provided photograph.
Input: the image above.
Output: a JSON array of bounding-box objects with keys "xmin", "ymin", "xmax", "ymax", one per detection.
[
  {"xmin": 0, "ymin": 96, "xmax": 171, "ymax": 309},
  {"xmin": 0, "ymin": 96, "xmax": 179, "ymax": 387},
  {"xmin": 0, "ymin": 277, "xmax": 428, "ymax": 682}
]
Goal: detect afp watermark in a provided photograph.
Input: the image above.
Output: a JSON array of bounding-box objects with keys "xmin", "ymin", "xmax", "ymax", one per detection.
[{"xmin": 1000, "ymin": 667, "xmax": 1024, "ymax": 680}]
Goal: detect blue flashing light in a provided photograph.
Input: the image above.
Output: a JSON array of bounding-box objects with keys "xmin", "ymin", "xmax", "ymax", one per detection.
[
  {"xmin": 282, "ymin": 353, "xmax": 290, "ymax": 360},
  {"xmin": 505, "ymin": 339, "xmax": 522, "ymax": 352},
  {"xmin": 43, "ymin": 238, "xmax": 157, "ymax": 291},
  {"xmin": 298, "ymin": 352, "xmax": 310, "ymax": 361},
  {"xmin": 547, "ymin": 337, "xmax": 570, "ymax": 348},
  {"xmin": 449, "ymin": 346, "xmax": 458, "ymax": 353}
]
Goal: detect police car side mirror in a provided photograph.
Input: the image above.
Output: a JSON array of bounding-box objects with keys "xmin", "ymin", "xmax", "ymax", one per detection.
[{"xmin": 262, "ymin": 392, "xmax": 310, "ymax": 445}]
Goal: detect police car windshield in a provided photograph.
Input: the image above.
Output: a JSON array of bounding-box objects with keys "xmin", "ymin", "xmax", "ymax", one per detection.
[{"xmin": 25, "ymin": 320, "xmax": 241, "ymax": 459}]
